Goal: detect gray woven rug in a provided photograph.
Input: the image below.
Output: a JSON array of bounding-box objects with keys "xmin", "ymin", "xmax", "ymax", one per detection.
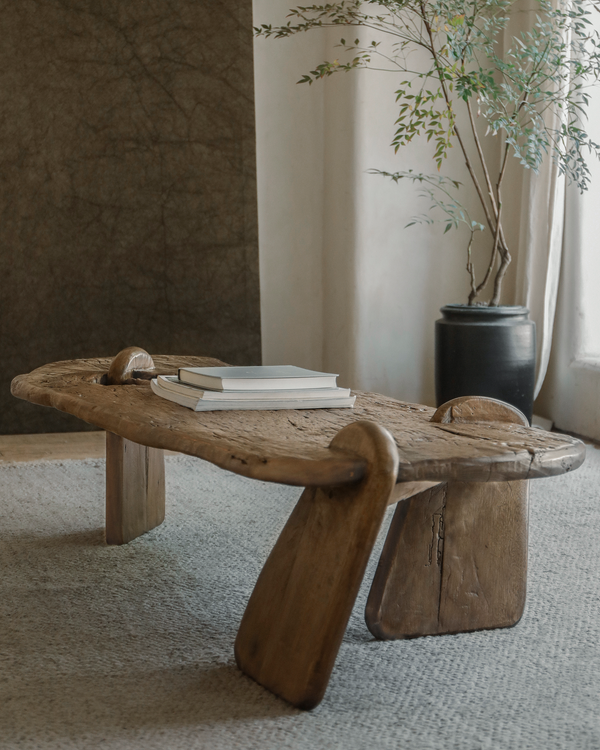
[{"xmin": 1, "ymin": 446, "xmax": 600, "ymax": 749}]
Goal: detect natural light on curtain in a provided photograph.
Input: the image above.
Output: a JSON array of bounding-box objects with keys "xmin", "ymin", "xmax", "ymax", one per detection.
[
  {"xmin": 514, "ymin": 0, "xmax": 570, "ymax": 399},
  {"xmin": 515, "ymin": 0, "xmax": 600, "ymax": 400},
  {"xmin": 571, "ymin": 5, "xmax": 600, "ymax": 363},
  {"xmin": 532, "ymin": 1, "xmax": 600, "ymax": 438}
]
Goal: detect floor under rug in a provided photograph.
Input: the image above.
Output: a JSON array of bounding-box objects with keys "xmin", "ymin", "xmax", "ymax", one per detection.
[{"xmin": 0, "ymin": 448, "xmax": 599, "ymax": 750}]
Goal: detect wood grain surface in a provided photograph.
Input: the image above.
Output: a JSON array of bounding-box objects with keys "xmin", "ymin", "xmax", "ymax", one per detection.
[
  {"xmin": 107, "ymin": 347, "xmax": 156, "ymax": 386},
  {"xmin": 11, "ymin": 356, "xmax": 585, "ymax": 487},
  {"xmin": 234, "ymin": 421, "xmax": 399, "ymax": 709},
  {"xmin": 105, "ymin": 432, "xmax": 165, "ymax": 545},
  {"xmin": 366, "ymin": 396, "xmax": 531, "ymax": 639}
]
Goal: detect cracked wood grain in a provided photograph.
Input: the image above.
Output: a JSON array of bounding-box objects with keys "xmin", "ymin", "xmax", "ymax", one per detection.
[
  {"xmin": 366, "ymin": 395, "xmax": 534, "ymax": 639},
  {"xmin": 11, "ymin": 356, "xmax": 585, "ymax": 487},
  {"xmin": 366, "ymin": 483, "xmax": 449, "ymax": 638},
  {"xmin": 437, "ymin": 478, "xmax": 529, "ymax": 633}
]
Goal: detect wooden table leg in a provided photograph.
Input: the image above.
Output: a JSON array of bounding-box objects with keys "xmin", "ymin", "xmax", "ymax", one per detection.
[
  {"xmin": 105, "ymin": 432, "xmax": 165, "ymax": 545},
  {"xmin": 234, "ymin": 421, "xmax": 399, "ymax": 710},
  {"xmin": 365, "ymin": 395, "xmax": 530, "ymax": 639},
  {"xmin": 365, "ymin": 479, "xmax": 528, "ymax": 638}
]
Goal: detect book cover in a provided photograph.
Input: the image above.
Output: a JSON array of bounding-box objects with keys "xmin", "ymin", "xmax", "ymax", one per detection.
[
  {"xmin": 177, "ymin": 365, "xmax": 338, "ymax": 392},
  {"xmin": 156, "ymin": 375, "xmax": 351, "ymax": 401}
]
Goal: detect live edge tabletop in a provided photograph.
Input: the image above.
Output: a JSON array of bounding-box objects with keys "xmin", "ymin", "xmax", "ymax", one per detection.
[
  {"xmin": 11, "ymin": 352, "xmax": 583, "ymax": 487},
  {"xmin": 11, "ymin": 349, "xmax": 586, "ymax": 711}
]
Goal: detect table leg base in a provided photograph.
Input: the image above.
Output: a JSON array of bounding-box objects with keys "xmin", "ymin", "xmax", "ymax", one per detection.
[
  {"xmin": 365, "ymin": 479, "xmax": 529, "ymax": 639},
  {"xmin": 234, "ymin": 421, "xmax": 399, "ymax": 710},
  {"xmin": 105, "ymin": 432, "xmax": 165, "ymax": 545}
]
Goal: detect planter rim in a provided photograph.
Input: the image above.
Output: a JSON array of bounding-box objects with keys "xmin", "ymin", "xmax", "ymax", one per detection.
[{"xmin": 440, "ymin": 304, "xmax": 530, "ymax": 318}]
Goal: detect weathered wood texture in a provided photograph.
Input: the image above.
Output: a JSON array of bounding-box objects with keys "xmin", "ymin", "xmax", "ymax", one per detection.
[
  {"xmin": 11, "ymin": 358, "xmax": 585, "ymax": 488},
  {"xmin": 9, "ymin": 359, "xmax": 589, "ymax": 709},
  {"xmin": 105, "ymin": 432, "xmax": 165, "ymax": 545},
  {"xmin": 107, "ymin": 347, "xmax": 156, "ymax": 386},
  {"xmin": 430, "ymin": 395, "xmax": 530, "ymax": 425},
  {"xmin": 234, "ymin": 421, "xmax": 399, "ymax": 710},
  {"xmin": 366, "ymin": 396, "xmax": 531, "ymax": 639},
  {"xmin": 388, "ymin": 480, "xmax": 441, "ymax": 505}
]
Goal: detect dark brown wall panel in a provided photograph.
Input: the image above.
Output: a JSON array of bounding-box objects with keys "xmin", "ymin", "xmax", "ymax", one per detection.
[{"xmin": 0, "ymin": 0, "xmax": 260, "ymax": 433}]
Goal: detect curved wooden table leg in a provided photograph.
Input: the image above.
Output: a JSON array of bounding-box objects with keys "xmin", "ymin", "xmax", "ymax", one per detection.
[
  {"xmin": 366, "ymin": 396, "xmax": 530, "ymax": 639},
  {"xmin": 234, "ymin": 421, "xmax": 399, "ymax": 710}
]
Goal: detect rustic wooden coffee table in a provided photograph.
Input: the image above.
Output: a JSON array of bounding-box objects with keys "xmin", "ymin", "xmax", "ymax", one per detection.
[{"xmin": 12, "ymin": 347, "xmax": 585, "ymax": 709}]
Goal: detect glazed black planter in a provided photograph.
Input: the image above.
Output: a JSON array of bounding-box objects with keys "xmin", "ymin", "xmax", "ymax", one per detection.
[{"xmin": 435, "ymin": 305, "xmax": 536, "ymax": 423}]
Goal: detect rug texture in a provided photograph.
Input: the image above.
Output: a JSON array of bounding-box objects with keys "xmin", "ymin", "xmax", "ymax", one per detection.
[{"xmin": 1, "ymin": 447, "xmax": 599, "ymax": 749}]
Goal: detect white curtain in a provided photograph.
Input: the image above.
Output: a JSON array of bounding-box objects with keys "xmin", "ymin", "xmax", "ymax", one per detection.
[
  {"xmin": 535, "ymin": 43, "xmax": 600, "ymax": 438},
  {"xmin": 512, "ymin": 0, "xmax": 570, "ymax": 400},
  {"xmin": 515, "ymin": 159, "xmax": 566, "ymax": 399}
]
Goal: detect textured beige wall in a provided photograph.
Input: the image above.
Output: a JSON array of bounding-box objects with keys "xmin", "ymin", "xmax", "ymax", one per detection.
[{"xmin": 1, "ymin": 1, "xmax": 260, "ymax": 433}]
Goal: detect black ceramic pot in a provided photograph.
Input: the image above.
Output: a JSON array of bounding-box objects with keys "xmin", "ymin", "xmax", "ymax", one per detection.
[{"xmin": 435, "ymin": 305, "xmax": 536, "ymax": 423}]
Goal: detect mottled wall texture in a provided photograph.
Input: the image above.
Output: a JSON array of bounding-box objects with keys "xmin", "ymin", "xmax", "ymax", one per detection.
[{"xmin": 0, "ymin": 0, "xmax": 260, "ymax": 433}]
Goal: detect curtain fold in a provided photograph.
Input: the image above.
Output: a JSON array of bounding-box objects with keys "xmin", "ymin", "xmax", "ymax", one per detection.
[
  {"xmin": 515, "ymin": 160, "xmax": 566, "ymax": 399},
  {"xmin": 512, "ymin": 0, "xmax": 570, "ymax": 399}
]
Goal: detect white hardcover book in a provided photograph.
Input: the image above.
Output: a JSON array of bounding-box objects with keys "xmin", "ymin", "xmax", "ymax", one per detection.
[
  {"xmin": 151, "ymin": 378, "xmax": 355, "ymax": 411},
  {"xmin": 177, "ymin": 365, "xmax": 338, "ymax": 391},
  {"xmin": 156, "ymin": 375, "xmax": 351, "ymax": 401}
]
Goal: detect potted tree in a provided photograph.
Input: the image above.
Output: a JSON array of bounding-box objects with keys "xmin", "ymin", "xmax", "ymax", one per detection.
[{"xmin": 256, "ymin": 0, "xmax": 600, "ymax": 421}]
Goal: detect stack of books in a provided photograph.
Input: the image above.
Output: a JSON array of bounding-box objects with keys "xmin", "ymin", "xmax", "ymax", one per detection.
[{"xmin": 150, "ymin": 365, "xmax": 356, "ymax": 411}]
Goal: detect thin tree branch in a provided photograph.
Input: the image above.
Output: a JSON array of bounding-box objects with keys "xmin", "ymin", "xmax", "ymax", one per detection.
[
  {"xmin": 489, "ymin": 194, "xmax": 510, "ymax": 306},
  {"xmin": 466, "ymin": 98, "xmax": 499, "ymax": 219},
  {"xmin": 466, "ymin": 232, "xmax": 478, "ymax": 303},
  {"xmin": 419, "ymin": 3, "xmax": 499, "ymax": 237}
]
